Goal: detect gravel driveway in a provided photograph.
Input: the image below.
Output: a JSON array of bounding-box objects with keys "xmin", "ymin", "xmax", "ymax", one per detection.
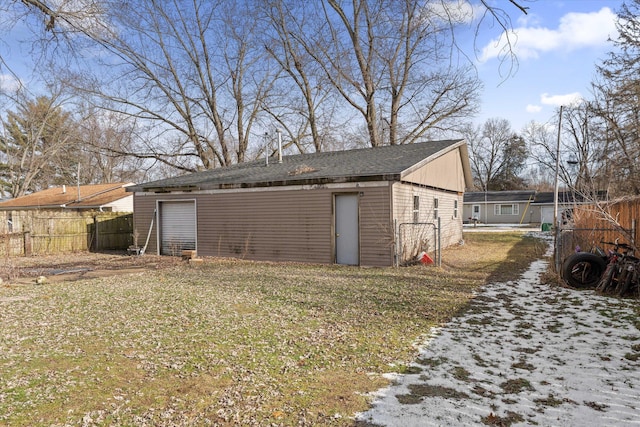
[{"xmin": 357, "ymin": 247, "xmax": 640, "ymax": 426}]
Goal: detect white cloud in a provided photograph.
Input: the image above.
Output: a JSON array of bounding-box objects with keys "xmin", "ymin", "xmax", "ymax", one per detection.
[
  {"xmin": 480, "ymin": 7, "xmax": 617, "ymax": 62},
  {"xmin": 540, "ymin": 92, "xmax": 583, "ymax": 107},
  {"xmin": 0, "ymin": 74, "xmax": 20, "ymax": 92},
  {"xmin": 516, "ymin": 10, "xmax": 542, "ymax": 28},
  {"xmin": 526, "ymin": 104, "xmax": 542, "ymax": 113},
  {"xmin": 423, "ymin": 1, "xmax": 482, "ymax": 25}
]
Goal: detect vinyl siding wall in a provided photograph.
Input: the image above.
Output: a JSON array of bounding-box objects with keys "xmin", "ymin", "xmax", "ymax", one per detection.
[
  {"xmin": 358, "ymin": 184, "xmax": 394, "ymax": 266},
  {"xmin": 402, "ymin": 148, "xmax": 467, "ymax": 192},
  {"xmin": 132, "ymin": 194, "xmax": 158, "ymax": 250},
  {"xmin": 462, "ymin": 201, "xmax": 535, "ymax": 225},
  {"xmin": 393, "ymin": 182, "xmax": 463, "ymax": 264},
  {"xmin": 132, "ymin": 183, "xmax": 394, "ymax": 267}
]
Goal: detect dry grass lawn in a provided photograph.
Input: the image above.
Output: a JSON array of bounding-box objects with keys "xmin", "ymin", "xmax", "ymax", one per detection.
[{"xmin": 0, "ymin": 232, "xmax": 545, "ymax": 426}]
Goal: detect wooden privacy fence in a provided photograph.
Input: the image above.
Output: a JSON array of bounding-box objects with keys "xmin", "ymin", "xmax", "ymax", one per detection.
[
  {"xmin": 557, "ymin": 197, "xmax": 640, "ymax": 266},
  {"xmin": 0, "ymin": 210, "xmax": 133, "ymax": 256},
  {"xmin": 572, "ymin": 197, "xmax": 639, "ymax": 244}
]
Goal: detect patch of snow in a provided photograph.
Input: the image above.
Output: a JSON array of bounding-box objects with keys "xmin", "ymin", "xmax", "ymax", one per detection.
[{"xmin": 357, "ymin": 242, "xmax": 640, "ymax": 426}]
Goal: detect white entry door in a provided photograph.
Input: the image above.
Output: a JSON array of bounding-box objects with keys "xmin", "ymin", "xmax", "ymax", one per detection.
[
  {"xmin": 472, "ymin": 204, "xmax": 481, "ymax": 219},
  {"xmin": 335, "ymin": 194, "xmax": 359, "ymax": 265}
]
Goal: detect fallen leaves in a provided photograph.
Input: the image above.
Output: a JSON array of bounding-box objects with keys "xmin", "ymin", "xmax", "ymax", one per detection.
[{"xmin": 0, "ymin": 233, "xmax": 540, "ymax": 426}]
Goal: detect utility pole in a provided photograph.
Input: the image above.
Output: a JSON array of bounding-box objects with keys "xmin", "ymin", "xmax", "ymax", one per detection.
[{"xmin": 553, "ymin": 105, "xmax": 563, "ymax": 271}]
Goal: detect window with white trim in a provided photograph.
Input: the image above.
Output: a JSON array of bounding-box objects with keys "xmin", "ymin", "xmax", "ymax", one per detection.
[
  {"xmin": 413, "ymin": 195, "xmax": 419, "ymax": 223},
  {"xmin": 494, "ymin": 204, "xmax": 519, "ymax": 216},
  {"xmin": 453, "ymin": 199, "xmax": 458, "ymax": 218},
  {"xmin": 433, "ymin": 197, "xmax": 439, "ymax": 219}
]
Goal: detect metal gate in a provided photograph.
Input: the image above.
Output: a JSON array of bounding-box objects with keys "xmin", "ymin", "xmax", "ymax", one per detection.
[
  {"xmin": 396, "ymin": 217, "xmax": 441, "ymax": 267},
  {"xmin": 554, "ymin": 225, "xmax": 634, "ymax": 272}
]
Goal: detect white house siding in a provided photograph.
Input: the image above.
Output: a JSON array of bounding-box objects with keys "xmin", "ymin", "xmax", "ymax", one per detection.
[
  {"xmin": 103, "ymin": 195, "xmax": 134, "ymax": 212},
  {"xmin": 392, "ymin": 182, "xmax": 463, "ymax": 264},
  {"xmin": 132, "ymin": 183, "xmax": 394, "ymax": 267}
]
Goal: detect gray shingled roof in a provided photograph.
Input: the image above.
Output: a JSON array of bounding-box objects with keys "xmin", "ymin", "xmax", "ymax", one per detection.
[
  {"xmin": 464, "ymin": 190, "xmax": 608, "ymax": 205},
  {"xmin": 129, "ymin": 139, "xmax": 465, "ymax": 192},
  {"xmin": 464, "ymin": 191, "xmax": 536, "ymax": 204},
  {"xmin": 532, "ymin": 190, "xmax": 608, "ymax": 204}
]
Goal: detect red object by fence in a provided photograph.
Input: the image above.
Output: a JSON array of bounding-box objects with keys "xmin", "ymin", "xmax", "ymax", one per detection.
[{"xmin": 418, "ymin": 251, "xmax": 434, "ymax": 265}]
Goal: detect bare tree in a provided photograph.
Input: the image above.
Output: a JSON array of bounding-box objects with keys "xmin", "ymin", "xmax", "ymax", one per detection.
[
  {"xmin": 287, "ymin": 0, "xmax": 482, "ymax": 147},
  {"xmin": 522, "ymin": 102, "xmax": 614, "ymax": 200},
  {"xmin": 261, "ymin": 1, "xmax": 338, "ymax": 153},
  {"xmin": 76, "ymin": 106, "xmax": 148, "ymax": 183},
  {"xmin": 520, "ymin": 120, "xmax": 556, "ymax": 190},
  {"xmin": 560, "ymin": 102, "xmax": 609, "ymax": 194},
  {"xmin": 590, "ymin": 0, "xmax": 640, "ymax": 196},
  {"xmin": 2, "ymin": 0, "xmax": 531, "ymax": 173},
  {"xmin": 32, "ymin": 1, "xmax": 278, "ymax": 171},
  {"xmin": 463, "ymin": 118, "xmax": 525, "ymax": 190}
]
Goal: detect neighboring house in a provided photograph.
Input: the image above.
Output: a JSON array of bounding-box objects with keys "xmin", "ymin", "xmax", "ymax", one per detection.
[
  {"xmin": 530, "ymin": 191, "xmax": 608, "ymax": 226},
  {"xmin": 463, "ymin": 191, "xmax": 536, "ymax": 225},
  {"xmin": 0, "ymin": 183, "xmax": 135, "ymax": 253},
  {"xmin": 0, "ymin": 183, "xmax": 135, "ymax": 213},
  {"xmin": 463, "ymin": 190, "xmax": 604, "ymax": 225},
  {"xmin": 128, "ymin": 140, "xmax": 473, "ymax": 267}
]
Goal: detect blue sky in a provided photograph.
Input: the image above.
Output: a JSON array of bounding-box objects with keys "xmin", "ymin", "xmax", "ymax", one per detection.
[
  {"xmin": 0, "ymin": 0, "xmax": 625, "ymax": 134},
  {"xmin": 472, "ymin": 0, "xmax": 623, "ymax": 131}
]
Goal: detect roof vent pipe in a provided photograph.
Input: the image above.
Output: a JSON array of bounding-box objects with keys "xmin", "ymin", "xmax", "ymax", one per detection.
[
  {"xmin": 77, "ymin": 163, "xmax": 81, "ymax": 202},
  {"xmin": 264, "ymin": 132, "xmax": 269, "ymax": 166},
  {"xmin": 276, "ymin": 129, "xmax": 282, "ymax": 164},
  {"xmin": 62, "ymin": 185, "xmax": 66, "ymax": 194}
]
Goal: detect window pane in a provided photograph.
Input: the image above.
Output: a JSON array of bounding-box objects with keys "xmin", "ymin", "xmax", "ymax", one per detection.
[{"xmin": 500, "ymin": 205, "xmax": 513, "ymax": 215}]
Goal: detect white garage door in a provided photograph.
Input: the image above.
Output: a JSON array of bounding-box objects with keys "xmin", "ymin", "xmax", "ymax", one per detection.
[{"xmin": 160, "ymin": 201, "xmax": 196, "ymax": 255}]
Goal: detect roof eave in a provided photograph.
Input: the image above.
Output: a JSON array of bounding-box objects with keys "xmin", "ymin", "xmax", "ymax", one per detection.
[
  {"xmin": 463, "ymin": 199, "xmax": 533, "ymax": 204},
  {"xmin": 135, "ymin": 174, "xmax": 401, "ymax": 193},
  {"xmin": 0, "ymin": 204, "xmax": 66, "ymax": 211},
  {"xmin": 459, "ymin": 143, "xmax": 474, "ymax": 190}
]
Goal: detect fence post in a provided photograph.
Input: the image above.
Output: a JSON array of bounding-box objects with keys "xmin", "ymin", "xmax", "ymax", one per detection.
[
  {"xmin": 394, "ymin": 219, "xmax": 398, "ymax": 268},
  {"xmin": 554, "ymin": 225, "xmax": 561, "ymax": 273},
  {"xmin": 23, "ymin": 231, "xmax": 31, "ymax": 256},
  {"xmin": 93, "ymin": 215, "xmax": 99, "ymax": 251},
  {"xmin": 437, "ymin": 216, "xmax": 441, "ymax": 267}
]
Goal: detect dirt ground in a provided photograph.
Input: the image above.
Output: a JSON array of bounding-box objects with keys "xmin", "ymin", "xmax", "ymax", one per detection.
[{"xmin": 0, "ymin": 251, "xmax": 184, "ymax": 284}]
